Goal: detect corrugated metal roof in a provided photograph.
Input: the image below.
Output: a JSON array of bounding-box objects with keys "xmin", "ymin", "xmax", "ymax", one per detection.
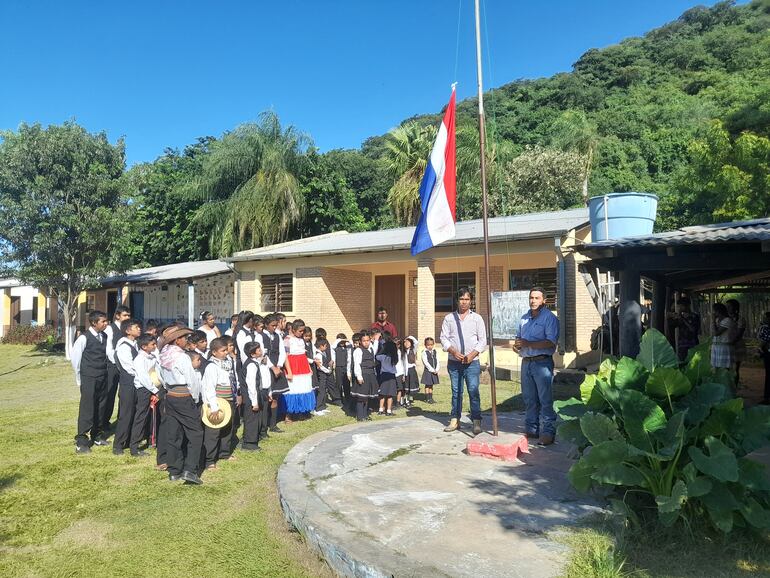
[
  {"xmin": 585, "ymin": 217, "xmax": 770, "ymax": 249},
  {"xmin": 227, "ymin": 208, "xmax": 589, "ymax": 262},
  {"xmin": 101, "ymin": 260, "xmax": 233, "ymax": 285}
]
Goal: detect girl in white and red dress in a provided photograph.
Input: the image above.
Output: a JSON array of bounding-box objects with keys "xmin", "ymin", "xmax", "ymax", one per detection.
[{"xmin": 283, "ymin": 319, "xmax": 317, "ymax": 418}]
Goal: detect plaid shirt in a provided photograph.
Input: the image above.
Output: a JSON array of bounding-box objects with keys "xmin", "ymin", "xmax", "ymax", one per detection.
[{"xmin": 711, "ymin": 317, "xmax": 734, "ymax": 369}]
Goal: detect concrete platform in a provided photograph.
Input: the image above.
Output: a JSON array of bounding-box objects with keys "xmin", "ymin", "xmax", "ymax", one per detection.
[{"xmin": 278, "ymin": 413, "xmax": 606, "ymax": 578}]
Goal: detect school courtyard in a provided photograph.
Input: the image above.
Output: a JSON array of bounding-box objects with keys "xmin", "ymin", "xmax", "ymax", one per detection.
[{"xmin": 2, "ymin": 345, "xmax": 769, "ymax": 578}]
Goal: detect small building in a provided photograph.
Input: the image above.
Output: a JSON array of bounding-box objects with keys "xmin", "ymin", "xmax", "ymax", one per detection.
[
  {"xmin": 578, "ymin": 217, "xmax": 770, "ymax": 357},
  {"xmin": 80, "ymin": 260, "xmax": 236, "ymax": 330},
  {"xmin": 225, "ymin": 208, "xmax": 601, "ymax": 369},
  {"xmin": 0, "ymin": 279, "xmax": 58, "ymax": 339}
]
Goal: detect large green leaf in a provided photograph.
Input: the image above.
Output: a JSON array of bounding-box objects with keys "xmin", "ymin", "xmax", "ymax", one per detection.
[
  {"xmin": 678, "ymin": 382, "xmax": 730, "ymax": 426},
  {"xmin": 652, "ymin": 411, "xmax": 687, "ymax": 459},
  {"xmin": 684, "ymin": 342, "xmax": 712, "ymax": 385},
  {"xmin": 613, "ymin": 357, "xmax": 649, "ymax": 390},
  {"xmin": 557, "ymin": 420, "xmax": 588, "ymax": 448},
  {"xmin": 592, "ymin": 463, "xmax": 646, "ymax": 486},
  {"xmin": 568, "ymin": 459, "xmax": 595, "ymax": 492},
  {"xmin": 579, "ymin": 374, "xmax": 607, "ymax": 410},
  {"xmin": 598, "ymin": 357, "xmax": 615, "ymax": 382},
  {"xmin": 700, "ymin": 398, "xmax": 744, "ymax": 438},
  {"xmin": 618, "ymin": 389, "xmax": 668, "ymax": 454},
  {"xmin": 707, "ymin": 507, "xmax": 735, "ymax": 533},
  {"xmin": 656, "ymin": 480, "xmax": 688, "ymax": 527},
  {"xmin": 738, "ymin": 458, "xmax": 770, "ymax": 492},
  {"xmin": 637, "ymin": 328, "xmax": 678, "ymax": 372},
  {"xmin": 734, "ymin": 405, "xmax": 770, "ymax": 454},
  {"xmin": 554, "ymin": 398, "xmax": 587, "ymax": 421},
  {"xmin": 739, "ymin": 498, "xmax": 770, "ymax": 529},
  {"xmin": 687, "ymin": 476, "xmax": 713, "ymax": 497},
  {"xmin": 701, "ymin": 480, "xmax": 741, "ymax": 513},
  {"xmin": 580, "ymin": 412, "xmax": 622, "ymax": 445},
  {"xmin": 711, "ymin": 367, "xmax": 736, "ymax": 390},
  {"xmin": 688, "ymin": 436, "xmax": 739, "ymax": 482},
  {"xmin": 645, "ymin": 367, "xmax": 693, "ymax": 399},
  {"xmin": 583, "ymin": 440, "xmax": 630, "ymax": 468}
]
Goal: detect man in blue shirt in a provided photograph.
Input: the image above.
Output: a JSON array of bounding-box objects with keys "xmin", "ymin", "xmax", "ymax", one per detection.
[{"xmin": 513, "ymin": 287, "xmax": 560, "ymax": 445}]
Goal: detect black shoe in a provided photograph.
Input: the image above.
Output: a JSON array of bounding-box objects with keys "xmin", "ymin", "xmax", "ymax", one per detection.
[
  {"xmin": 131, "ymin": 450, "xmax": 149, "ymax": 457},
  {"xmin": 241, "ymin": 446, "xmax": 262, "ymax": 452},
  {"xmin": 427, "ymin": 398, "xmax": 436, "ymax": 404},
  {"xmin": 525, "ymin": 432, "xmax": 540, "ymax": 439},
  {"xmin": 181, "ymin": 471, "xmax": 203, "ymax": 485},
  {"xmin": 269, "ymin": 426, "xmax": 284, "ymax": 433},
  {"xmin": 112, "ymin": 449, "xmax": 125, "ymax": 456},
  {"xmin": 93, "ymin": 439, "xmax": 109, "ymax": 446},
  {"xmin": 356, "ymin": 418, "xmax": 366, "ymax": 422},
  {"xmin": 75, "ymin": 445, "xmax": 92, "ymax": 455},
  {"xmin": 377, "ymin": 410, "xmax": 385, "ymax": 416},
  {"xmin": 366, "ymin": 416, "xmax": 373, "ymax": 421},
  {"xmin": 168, "ymin": 473, "xmax": 182, "ymax": 481}
]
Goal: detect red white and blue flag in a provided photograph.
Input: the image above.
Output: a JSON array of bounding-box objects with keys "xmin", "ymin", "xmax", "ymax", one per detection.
[{"xmin": 411, "ymin": 86, "xmax": 457, "ymax": 255}]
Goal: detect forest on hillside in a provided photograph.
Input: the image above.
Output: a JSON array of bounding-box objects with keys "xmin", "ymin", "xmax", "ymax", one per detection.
[{"xmin": 2, "ymin": 0, "xmax": 769, "ymax": 267}]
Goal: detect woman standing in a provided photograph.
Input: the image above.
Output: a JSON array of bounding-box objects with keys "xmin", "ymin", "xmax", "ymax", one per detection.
[{"xmin": 199, "ymin": 311, "xmax": 222, "ymax": 347}]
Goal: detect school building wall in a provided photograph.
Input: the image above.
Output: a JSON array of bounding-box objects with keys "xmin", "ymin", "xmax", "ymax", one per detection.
[
  {"xmin": 80, "ymin": 273, "xmax": 236, "ymax": 329},
  {"xmin": 234, "ymin": 231, "xmax": 602, "ymax": 370},
  {"xmin": 0, "ymin": 285, "xmax": 54, "ymax": 338}
]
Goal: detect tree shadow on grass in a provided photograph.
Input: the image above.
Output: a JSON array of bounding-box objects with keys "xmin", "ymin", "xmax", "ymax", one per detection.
[{"xmin": 0, "ymin": 474, "xmax": 21, "ymax": 493}]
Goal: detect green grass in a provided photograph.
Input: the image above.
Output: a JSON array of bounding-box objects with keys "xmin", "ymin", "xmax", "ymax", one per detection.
[
  {"xmin": 0, "ymin": 345, "xmax": 519, "ymax": 577},
  {"xmin": 4, "ymin": 345, "xmax": 767, "ymax": 577}
]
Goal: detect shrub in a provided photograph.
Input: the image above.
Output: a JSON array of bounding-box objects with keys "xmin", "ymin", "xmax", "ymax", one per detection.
[
  {"xmin": 2, "ymin": 324, "xmax": 56, "ymax": 346},
  {"xmin": 557, "ymin": 329, "xmax": 770, "ymax": 533}
]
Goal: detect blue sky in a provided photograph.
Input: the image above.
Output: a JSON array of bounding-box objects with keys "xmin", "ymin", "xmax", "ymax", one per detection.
[{"xmin": 0, "ymin": 0, "xmax": 731, "ymax": 166}]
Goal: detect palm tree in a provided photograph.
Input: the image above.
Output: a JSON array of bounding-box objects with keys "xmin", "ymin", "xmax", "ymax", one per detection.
[
  {"xmin": 549, "ymin": 109, "xmax": 600, "ymax": 205},
  {"xmin": 179, "ymin": 112, "xmax": 310, "ymax": 256},
  {"xmin": 383, "ymin": 121, "xmax": 437, "ymax": 226}
]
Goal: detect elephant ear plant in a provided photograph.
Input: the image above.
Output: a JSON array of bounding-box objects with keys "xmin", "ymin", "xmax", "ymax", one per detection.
[{"xmin": 557, "ymin": 329, "xmax": 770, "ymax": 533}]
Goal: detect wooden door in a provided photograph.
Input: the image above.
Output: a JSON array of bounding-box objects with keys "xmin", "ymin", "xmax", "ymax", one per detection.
[
  {"xmin": 10, "ymin": 296, "xmax": 21, "ymax": 327},
  {"xmin": 374, "ymin": 275, "xmax": 405, "ymax": 337}
]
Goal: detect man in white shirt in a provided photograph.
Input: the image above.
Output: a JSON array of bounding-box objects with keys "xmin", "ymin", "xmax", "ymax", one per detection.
[
  {"xmin": 439, "ymin": 287, "xmax": 488, "ymax": 435},
  {"xmin": 70, "ymin": 310, "xmax": 110, "ymax": 454}
]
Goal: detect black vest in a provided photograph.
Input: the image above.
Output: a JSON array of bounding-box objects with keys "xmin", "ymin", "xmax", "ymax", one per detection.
[
  {"xmin": 265, "ymin": 331, "xmax": 281, "ymax": 366},
  {"xmin": 359, "ymin": 347, "xmax": 376, "ymax": 374},
  {"xmin": 426, "ymin": 349, "xmax": 437, "ymax": 368},
  {"xmin": 334, "ymin": 345, "xmax": 348, "ymax": 368},
  {"xmin": 242, "ymin": 358, "xmax": 261, "ymax": 395},
  {"xmin": 110, "ymin": 322, "xmax": 122, "ymax": 349},
  {"xmin": 81, "ymin": 330, "xmax": 108, "ymax": 377},
  {"xmin": 304, "ymin": 340, "xmax": 313, "ymax": 359},
  {"xmin": 115, "ymin": 340, "xmax": 139, "ymax": 385},
  {"xmin": 321, "ymin": 349, "xmax": 331, "ymax": 369}
]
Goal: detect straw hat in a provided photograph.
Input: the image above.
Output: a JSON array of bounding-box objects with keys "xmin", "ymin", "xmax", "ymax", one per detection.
[
  {"xmin": 201, "ymin": 400, "xmax": 232, "ymax": 429},
  {"xmin": 161, "ymin": 326, "xmax": 192, "ymax": 348}
]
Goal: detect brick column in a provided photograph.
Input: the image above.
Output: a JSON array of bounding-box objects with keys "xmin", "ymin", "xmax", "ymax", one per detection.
[
  {"xmin": 1, "ymin": 288, "xmax": 10, "ymax": 338},
  {"xmin": 416, "ymin": 258, "xmax": 435, "ymax": 341},
  {"xmin": 37, "ymin": 290, "xmax": 47, "ymax": 325}
]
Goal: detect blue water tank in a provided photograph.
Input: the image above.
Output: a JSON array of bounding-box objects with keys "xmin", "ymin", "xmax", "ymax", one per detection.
[{"xmin": 588, "ymin": 192, "xmax": 658, "ymax": 242}]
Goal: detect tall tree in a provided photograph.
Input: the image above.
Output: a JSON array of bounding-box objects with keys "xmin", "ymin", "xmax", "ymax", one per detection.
[
  {"xmin": 125, "ymin": 138, "xmax": 213, "ymax": 266},
  {"xmin": 0, "ymin": 122, "xmax": 131, "ymax": 358},
  {"xmin": 549, "ymin": 109, "xmax": 600, "ymax": 205},
  {"xmin": 180, "ymin": 112, "xmax": 309, "ymax": 256},
  {"xmin": 383, "ymin": 121, "xmax": 437, "ymax": 225}
]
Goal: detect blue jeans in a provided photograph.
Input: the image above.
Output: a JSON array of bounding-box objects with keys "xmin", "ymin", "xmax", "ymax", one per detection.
[
  {"xmin": 521, "ymin": 358, "xmax": 557, "ymax": 436},
  {"xmin": 447, "ymin": 359, "xmax": 481, "ymax": 420}
]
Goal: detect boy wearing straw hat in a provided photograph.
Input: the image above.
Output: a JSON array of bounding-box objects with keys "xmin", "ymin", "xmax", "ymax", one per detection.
[
  {"xmin": 158, "ymin": 326, "xmax": 205, "ymax": 485},
  {"xmin": 200, "ymin": 337, "xmax": 235, "ymax": 470}
]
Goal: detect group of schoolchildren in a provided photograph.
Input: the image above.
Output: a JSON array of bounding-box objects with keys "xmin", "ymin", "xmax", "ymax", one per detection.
[{"xmin": 71, "ymin": 305, "xmax": 442, "ymax": 485}]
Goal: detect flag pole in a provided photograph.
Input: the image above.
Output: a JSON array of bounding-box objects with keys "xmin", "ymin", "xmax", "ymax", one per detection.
[{"xmin": 474, "ymin": 0, "xmax": 498, "ymax": 436}]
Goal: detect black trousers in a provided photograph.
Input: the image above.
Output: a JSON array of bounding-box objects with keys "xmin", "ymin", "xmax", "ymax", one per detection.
[
  {"xmin": 76, "ymin": 372, "xmax": 107, "ymax": 446},
  {"xmin": 241, "ymin": 388, "xmax": 264, "ymax": 449},
  {"xmin": 130, "ymin": 388, "xmax": 153, "ymax": 454},
  {"xmin": 327, "ymin": 368, "xmax": 342, "ymax": 405},
  {"xmin": 156, "ymin": 391, "xmax": 168, "ymax": 466},
  {"xmin": 113, "ymin": 381, "xmax": 137, "ymax": 451},
  {"xmin": 100, "ymin": 362, "xmax": 120, "ymax": 432},
  {"xmin": 165, "ymin": 395, "xmax": 204, "ymax": 476},
  {"xmin": 316, "ymin": 372, "xmax": 328, "ymax": 411},
  {"xmin": 202, "ymin": 398, "xmax": 236, "ymax": 468}
]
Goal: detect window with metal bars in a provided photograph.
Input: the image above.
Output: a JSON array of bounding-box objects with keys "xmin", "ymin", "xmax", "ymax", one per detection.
[
  {"xmin": 435, "ymin": 272, "xmax": 476, "ymax": 312},
  {"xmin": 509, "ymin": 268, "xmax": 558, "ymax": 309},
  {"xmin": 260, "ymin": 274, "xmax": 293, "ymax": 312}
]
